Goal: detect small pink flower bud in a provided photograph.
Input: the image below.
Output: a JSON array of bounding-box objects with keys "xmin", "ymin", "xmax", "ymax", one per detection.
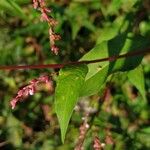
[
  {"xmin": 10, "ymin": 98, "xmax": 18, "ymax": 109},
  {"xmin": 39, "ymin": 0, "xmax": 45, "ymax": 7},
  {"xmin": 29, "ymin": 79, "xmax": 38, "ymax": 84},
  {"xmin": 33, "ymin": 0, "xmax": 38, "ymax": 9},
  {"xmin": 51, "ymin": 46, "xmax": 59, "ymax": 55},
  {"xmin": 39, "ymin": 75, "xmax": 50, "ymax": 83},
  {"xmin": 41, "ymin": 11, "xmax": 49, "ymax": 22},
  {"xmin": 29, "ymin": 87, "xmax": 35, "ymax": 95}
]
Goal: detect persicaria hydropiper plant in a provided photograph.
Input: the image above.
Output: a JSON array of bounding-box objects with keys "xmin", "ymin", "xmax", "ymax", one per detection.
[{"xmin": 1, "ymin": 0, "xmax": 150, "ymax": 145}]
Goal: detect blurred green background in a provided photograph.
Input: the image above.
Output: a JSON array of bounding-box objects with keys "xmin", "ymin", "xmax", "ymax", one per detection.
[{"xmin": 0, "ymin": 0, "xmax": 150, "ymax": 149}]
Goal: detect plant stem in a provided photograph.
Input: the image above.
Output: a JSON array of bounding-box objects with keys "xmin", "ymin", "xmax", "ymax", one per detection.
[{"xmin": 0, "ymin": 48, "xmax": 149, "ymax": 71}]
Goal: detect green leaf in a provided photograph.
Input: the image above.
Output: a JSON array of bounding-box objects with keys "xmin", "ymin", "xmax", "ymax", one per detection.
[
  {"xmin": 80, "ymin": 33, "xmax": 149, "ymax": 96},
  {"xmin": 55, "ymin": 65, "xmax": 88, "ymax": 143},
  {"xmin": 6, "ymin": 114, "xmax": 23, "ymax": 147},
  {"xmin": 140, "ymin": 21, "xmax": 150, "ymax": 36},
  {"xmin": 101, "ymin": 0, "xmax": 138, "ymax": 16},
  {"xmin": 65, "ymin": 3, "xmax": 95, "ymax": 39},
  {"xmin": 0, "ymin": 0, "xmax": 26, "ymax": 19},
  {"xmin": 96, "ymin": 16, "xmax": 127, "ymax": 44},
  {"xmin": 107, "ymin": 0, "xmax": 123, "ymax": 15},
  {"xmin": 7, "ymin": 0, "xmax": 27, "ymax": 19},
  {"xmin": 136, "ymin": 127, "xmax": 150, "ymax": 147},
  {"xmin": 127, "ymin": 65, "xmax": 146, "ymax": 101}
]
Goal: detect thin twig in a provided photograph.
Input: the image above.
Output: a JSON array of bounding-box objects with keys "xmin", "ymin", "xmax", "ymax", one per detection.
[{"xmin": 0, "ymin": 48, "xmax": 149, "ymax": 71}]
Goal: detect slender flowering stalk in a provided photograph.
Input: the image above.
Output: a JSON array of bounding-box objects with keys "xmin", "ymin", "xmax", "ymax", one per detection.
[
  {"xmin": 10, "ymin": 75, "xmax": 52, "ymax": 109},
  {"xmin": 32, "ymin": 0, "xmax": 61, "ymax": 54}
]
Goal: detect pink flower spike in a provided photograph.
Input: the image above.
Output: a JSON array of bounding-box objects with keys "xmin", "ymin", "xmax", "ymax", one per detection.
[
  {"xmin": 32, "ymin": 0, "xmax": 61, "ymax": 54},
  {"xmin": 10, "ymin": 75, "xmax": 52, "ymax": 109}
]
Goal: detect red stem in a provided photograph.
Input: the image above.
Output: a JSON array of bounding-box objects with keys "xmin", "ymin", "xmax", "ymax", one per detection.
[{"xmin": 0, "ymin": 48, "xmax": 150, "ymax": 71}]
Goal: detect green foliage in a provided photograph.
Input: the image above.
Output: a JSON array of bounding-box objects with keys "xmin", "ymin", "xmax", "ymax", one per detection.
[
  {"xmin": 55, "ymin": 65, "xmax": 88, "ymax": 142},
  {"xmin": 80, "ymin": 33, "xmax": 149, "ymax": 96},
  {"xmin": 0, "ymin": 0, "xmax": 150, "ymax": 149},
  {"xmin": 0, "ymin": 0, "xmax": 27, "ymax": 19},
  {"xmin": 128, "ymin": 65, "xmax": 146, "ymax": 101}
]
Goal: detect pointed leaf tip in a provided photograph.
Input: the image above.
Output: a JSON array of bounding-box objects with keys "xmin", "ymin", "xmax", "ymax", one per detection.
[{"xmin": 55, "ymin": 65, "xmax": 88, "ymax": 143}]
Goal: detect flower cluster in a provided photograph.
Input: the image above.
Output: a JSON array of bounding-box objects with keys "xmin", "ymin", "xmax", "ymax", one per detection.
[
  {"xmin": 32, "ymin": 0, "xmax": 61, "ymax": 55},
  {"xmin": 10, "ymin": 75, "xmax": 52, "ymax": 109}
]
